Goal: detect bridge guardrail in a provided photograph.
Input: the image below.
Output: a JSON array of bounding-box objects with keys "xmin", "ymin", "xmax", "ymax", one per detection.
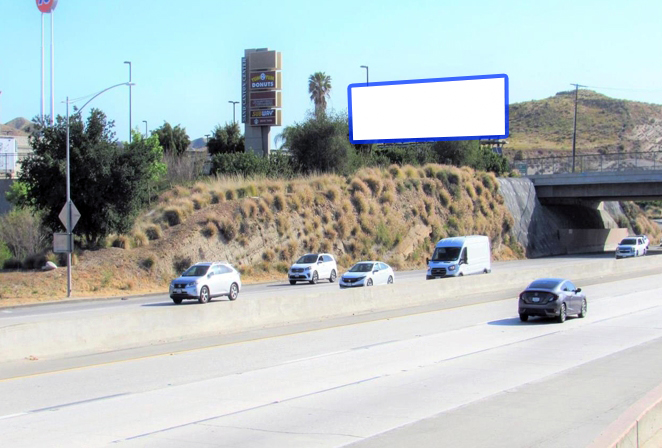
[{"xmin": 519, "ymin": 151, "xmax": 662, "ymax": 176}]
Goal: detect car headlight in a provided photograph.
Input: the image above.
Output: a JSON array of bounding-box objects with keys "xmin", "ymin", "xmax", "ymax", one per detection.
[
  {"xmin": 304, "ymin": 266, "xmax": 311, "ymax": 271},
  {"xmin": 356, "ymin": 276, "xmax": 366, "ymax": 282},
  {"xmin": 448, "ymin": 265, "xmax": 456, "ymax": 271},
  {"xmin": 186, "ymin": 281, "xmax": 197, "ymax": 287}
]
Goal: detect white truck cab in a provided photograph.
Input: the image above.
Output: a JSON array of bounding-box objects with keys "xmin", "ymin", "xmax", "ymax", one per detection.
[{"xmin": 426, "ymin": 235, "xmax": 491, "ymax": 279}]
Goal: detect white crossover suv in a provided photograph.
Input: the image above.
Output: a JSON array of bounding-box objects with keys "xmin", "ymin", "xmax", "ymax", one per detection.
[
  {"xmin": 170, "ymin": 261, "xmax": 241, "ymax": 304},
  {"xmin": 288, "ymin": 253, "xmax": 338, "ymax": 285}
]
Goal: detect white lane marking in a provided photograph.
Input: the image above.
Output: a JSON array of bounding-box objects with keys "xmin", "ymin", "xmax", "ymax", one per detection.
[{"xmin": 0, "ymin": 412, "xmax": 28, "ymax": 420}]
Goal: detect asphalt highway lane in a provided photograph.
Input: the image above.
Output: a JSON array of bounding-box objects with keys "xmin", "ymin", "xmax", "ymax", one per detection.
[{"xmin": 1, "ymin": 269, "xmax": 661, "ymax": 447}]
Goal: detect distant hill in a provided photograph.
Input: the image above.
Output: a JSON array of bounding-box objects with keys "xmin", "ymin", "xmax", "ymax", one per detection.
[
  {"xmin": 1, "ymin": 117, "xmax": 33, "ymax": 136},
  {"xmin": 507, "ymin": 90, "xmax": 662, "ymax": 155},
  {"xmin": 190, "ymin": 137, "xmax": 207, "ymax": 150}
]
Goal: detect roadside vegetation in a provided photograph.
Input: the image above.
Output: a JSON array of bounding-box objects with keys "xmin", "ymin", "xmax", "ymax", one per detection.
[{"xmin": 3, "ymin": 73, "xmax": 661, "ymax": 304}]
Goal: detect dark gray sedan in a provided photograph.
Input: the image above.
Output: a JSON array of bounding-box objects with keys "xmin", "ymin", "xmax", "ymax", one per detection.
[{"xmin": 518, "ymin": 278, "xmax": 587, "ymax": 323}]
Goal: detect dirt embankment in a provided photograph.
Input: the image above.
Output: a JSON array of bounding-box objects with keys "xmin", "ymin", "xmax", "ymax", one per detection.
[{"xmin": 0, "ymin": 164, "xmax": 528, "ymax": 305}]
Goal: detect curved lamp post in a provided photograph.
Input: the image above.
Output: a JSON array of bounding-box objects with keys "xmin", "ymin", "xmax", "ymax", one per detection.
[{"xmin": 62, "ymin": 81, "xmax": 134, "ymax": 297}]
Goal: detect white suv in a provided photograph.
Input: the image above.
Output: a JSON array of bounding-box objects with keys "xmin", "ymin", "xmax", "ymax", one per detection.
[
  {"xmin": 170, "ymin": 262, "xmax": 241, "ymax": 304},
  {"xmin": 288, "ymin": 253, "xmax": 337, "ymax": 285},
  {"xmin": 615, "ymin": 237, "xmax": 647, "ymax": 259}
]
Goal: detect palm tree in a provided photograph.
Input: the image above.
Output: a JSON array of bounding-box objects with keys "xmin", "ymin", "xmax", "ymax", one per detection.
[{"xmin": 308, "ymin": 72, "xmax": 332, "ymax": 119}]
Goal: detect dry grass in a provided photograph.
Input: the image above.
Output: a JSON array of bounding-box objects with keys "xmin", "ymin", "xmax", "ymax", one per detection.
[{"xmin": 19, "ymin": 163, "xmax": 658, "ymax": 302}]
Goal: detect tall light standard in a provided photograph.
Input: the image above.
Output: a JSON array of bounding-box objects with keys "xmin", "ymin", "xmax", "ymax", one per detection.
[
  {"xmin": 142, "ymin": 120, "xmax": 148, "ymax": 138},
  {"xmin": 63, "ymin": 81, "xmax": 134, "ymax": 297},
  {"xmin": 124, "ymin": 61, "xmax": 132, "ymax": 142},
  {"xmin": 570, "ymin": 83, "xmax": 586, "ymax": 173},
  {"xmin": 360, "ymin": 65, "xmax": 369, "ymax": 86},
  {"xmin": 228, "ymin": 101, "xmax": 239, "ymax": 124}
]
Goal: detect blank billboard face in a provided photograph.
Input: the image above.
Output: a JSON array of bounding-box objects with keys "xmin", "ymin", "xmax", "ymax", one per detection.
[{"xmin": 348, "ymin": 74, "xmax": 508, "ymax": 144}]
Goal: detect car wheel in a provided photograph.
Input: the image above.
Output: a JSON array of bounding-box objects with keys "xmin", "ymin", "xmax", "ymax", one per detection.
[
  {"xmin": 387, "ymin": 275, "xmax": 393, "ymax": 284},
  {"xmin": 519, "ymin": 313, "xmax": 528, "ymax": 322},
  {"xmin": 289, "ymin": 280, "xmax": 296, "ymax": 285},
  {"xmin": 198, "ymin": 286, "xmax": 210, "ymax": 304},
  {"xmin": 556, "ymin": 303, "xmax": 567, "ymax": 323},
  {"xmin": 228, "ymin": 283, "xmax": 238, "ymax": 301},
  {"xmin": 329, "ymin": 269, "xmax": 337, "ymax": 283},
  {"xmin": 578, "ymin": 299, "xmax": 587, "ymax": 318},
  {"xmin": 366, "ymin": 278, "xmax": 373, "ymax": 286},
  {"xmin": 172, "ymin": 298, "xmax": 183, "ymax": 305},
  {"xmin": 310, "ymin": 271, "xmax": 318, "ymax": 285}
]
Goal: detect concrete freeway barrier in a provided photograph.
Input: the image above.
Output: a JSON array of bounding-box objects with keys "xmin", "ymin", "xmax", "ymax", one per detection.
[
  {"xmin": 587, "ymin": 380, "xmax": 662, "ymax": 448},
  {"xmin": 1, "ymin": 255, "xmax": 661, "ymax": 363}
]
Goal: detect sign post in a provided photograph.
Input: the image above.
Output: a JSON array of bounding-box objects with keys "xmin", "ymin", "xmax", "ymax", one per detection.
[{"xmin": 58, "ymin": 199, "xmax": 81, "ymax": 297}]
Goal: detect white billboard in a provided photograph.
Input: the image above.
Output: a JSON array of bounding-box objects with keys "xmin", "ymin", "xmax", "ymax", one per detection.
[
  {"xmin": 348, "ymin": 74, "xmax": 508, "ymax": 144},
  {"xmin": 0, "ymin": 137, "xmax": 18, "ymax": 174}
]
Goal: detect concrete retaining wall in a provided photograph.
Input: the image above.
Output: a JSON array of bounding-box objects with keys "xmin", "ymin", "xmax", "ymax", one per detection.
[
  {"xmin": 2, "ymin": 255, "xmax": 662, "ymax": 363},
  {"xmin": 498, "ymin": 177, "xmax": 625, "ymax": 257},
  {"xmin": 588, "ymin": 380, "xmax": 662, "ymax": 448},
  {"xmin": 559, "ymin": 228, "xmax": 628, "ymax": 254}
]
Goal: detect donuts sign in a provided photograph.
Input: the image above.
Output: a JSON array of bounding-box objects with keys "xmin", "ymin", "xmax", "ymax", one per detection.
[{"xmin": 36, "ymin": 0, "xmax": 58, "ymax": 13}]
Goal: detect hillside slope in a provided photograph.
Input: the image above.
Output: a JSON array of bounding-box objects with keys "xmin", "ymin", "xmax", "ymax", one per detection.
[
  {"xmin": 0, "ymin": 165, "xmax": 521, "ymax": 302},
  {"xmin": 508, "ymin": 90, "xmax": 662, "ymax": 154}
]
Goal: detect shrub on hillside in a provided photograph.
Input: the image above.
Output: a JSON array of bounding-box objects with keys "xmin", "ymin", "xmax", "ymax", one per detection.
[
  {"xmin": 173, "ymin": 255, "xmax": 192, "ymax": 274},
  {"xmin": 3, "ymin": 257, "xmax": 22, "ymax": 270},
  {"xmin": 281, "ymin": 112, "xmax": 353, "ymax": 174},
  {"xmin": 0, "ymin": 241, "xmax": 12, "ymax": 268},
  {"xmin": 219, "ymin": 220, "xmax": 237, "ymax": 240},
  {"xmin": 209, "ymin": 151, "xmax": 294, "ymax": 178},
  {"xmin": 0, "ymin": 208, "xmax": 48, "ymax": 261},
  {"xmin": 164, "ymin": 207, "xmax": 184, "ymax": 226},
  {"xmin": 111, "ymin": 235, "xmax": 131, "ymax": 249},
  {"xmin": 145, "ymin": 225, "xmax": 162, "ymax": 240}
]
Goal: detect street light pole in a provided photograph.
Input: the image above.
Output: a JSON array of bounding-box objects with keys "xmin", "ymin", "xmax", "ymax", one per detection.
[
  {"xmin": 570, "ymin": 83, "xmax": 586, "ymax": 173},
  {"xmin": 63, "ymin": 81, "xmax": 134, "ymax": 297},
  {"xmin": 142, "ymin": 120, "xmax": 148, "ymax": 138},
  {"xmin": 228, "ymin": 101, "xmax": 239, "ymax": 124},
  {"xmin": 124, "ymin": 61, "xmax": 132, "ymax": 143},
  {"xmin": 360, "ymin": 65, "xmax": 369, "ymax": 86}
]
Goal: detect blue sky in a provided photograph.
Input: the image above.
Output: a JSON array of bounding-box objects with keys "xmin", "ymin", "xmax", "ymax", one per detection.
[{"xmin": 2, "ymin": 0, "xmax": 662, "ymax": 144}]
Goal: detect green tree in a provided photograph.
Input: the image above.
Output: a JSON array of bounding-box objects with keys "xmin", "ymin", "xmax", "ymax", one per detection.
[
  {"xmin": 281, "ymin": 112, "xmax": 353, "ymax": 174},
  {"xmin": 308, "ymin": 72, "xmax": 332, "ymax": 119},
  {"xmin": 19, "ymin": 109, "xmax": 166, "ymax": 247},
  {"xmin": 152, "ymin": 121, "xmax": 190, "ymax": 156},
  {"xmin": 207, "ymin": 122, "xmax": 245, "ymax": 155}
]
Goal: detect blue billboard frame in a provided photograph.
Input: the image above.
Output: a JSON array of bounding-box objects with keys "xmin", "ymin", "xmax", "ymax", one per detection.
[{"xmin": 347, "ymin": 73, "xmax": 509, "ymax": 145}]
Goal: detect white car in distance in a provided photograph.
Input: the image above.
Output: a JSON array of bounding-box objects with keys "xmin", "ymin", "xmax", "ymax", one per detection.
[
  {"xmin": 339, "ymin": 261, "xmax": 394, "ymax": 288},
  {"xmin": 169, "ymin": 262, "xmax": 241, "ymax": 304},
  {"xmin": 288, "ymin": 253, "xmax": 338, "ymax": 285}
]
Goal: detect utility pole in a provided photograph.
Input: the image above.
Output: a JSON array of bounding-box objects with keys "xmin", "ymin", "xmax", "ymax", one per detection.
[{"xmin": 570, "ymin": 83, "xmax": 586, "ymax": 173}]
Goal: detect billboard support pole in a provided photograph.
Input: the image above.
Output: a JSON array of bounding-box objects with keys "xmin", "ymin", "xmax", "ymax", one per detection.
[
  {"xmin": 41, "ymin": 13, "xmax": 45, "ymax": 123},
  {"xmin": 50, "ymin": 10, "xmax": 55, "ymax": 125}
]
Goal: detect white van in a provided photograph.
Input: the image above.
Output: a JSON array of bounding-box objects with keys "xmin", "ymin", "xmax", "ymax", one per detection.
[{"xmin": 426, "ymin": 235, "xmax": 491, "ymax": 279}]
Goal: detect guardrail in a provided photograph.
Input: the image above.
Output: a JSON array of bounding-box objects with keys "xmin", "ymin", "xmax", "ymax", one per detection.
[{"xmin": 516, "ymin": 151, "xmax": 662, "ymax": 176}]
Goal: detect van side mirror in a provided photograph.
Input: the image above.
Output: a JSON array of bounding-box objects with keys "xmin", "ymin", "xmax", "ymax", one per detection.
[{"xmin": 426, "ymin": 258, "xmax": 429, "ymax": 265}]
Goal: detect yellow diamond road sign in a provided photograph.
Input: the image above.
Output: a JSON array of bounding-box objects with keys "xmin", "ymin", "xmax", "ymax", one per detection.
[{"xmin": 59, "ymin": 201, "xmax": 81, "ymax": 231}]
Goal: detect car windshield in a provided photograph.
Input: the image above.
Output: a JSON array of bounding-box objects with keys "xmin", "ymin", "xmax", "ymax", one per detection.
[
  {"xmin": 528, "ymin": 279, "xmax": 562, "ymax": 290},
  {"xmin": 620, "ymin": 238, "xmax": 637, "ymax": 245},
  {"xmin": 431, "ymin": 246, "xmax": 461, "ymax": 262},
  {"xmin": 349, "ymin": 263, "xmax": 374, "ymax": 273},
  {"xmin": 296, "ymin": 254, "xmax": 319, "ymax": 264},
  {"xmin": 182, "ymin": 265, "xmax": 209, "ymax": 277}
]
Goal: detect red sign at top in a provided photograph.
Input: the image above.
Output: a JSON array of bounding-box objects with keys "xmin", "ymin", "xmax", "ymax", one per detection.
[{"xmin": 36, "ymin": 0, "xmax": 58, "ymax": 13}]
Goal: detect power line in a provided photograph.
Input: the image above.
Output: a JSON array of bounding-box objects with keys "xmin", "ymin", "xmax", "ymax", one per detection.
[{"xmin": 582, "ymin": 85, "xmax": 662, "ymax": 93}]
